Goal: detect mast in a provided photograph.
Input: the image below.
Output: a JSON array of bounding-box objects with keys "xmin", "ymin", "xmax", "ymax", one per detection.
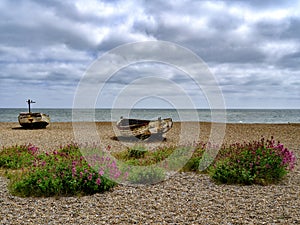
[{"xmin": 27, "ymin": 99, "xmax": 36, "ymax": 113}]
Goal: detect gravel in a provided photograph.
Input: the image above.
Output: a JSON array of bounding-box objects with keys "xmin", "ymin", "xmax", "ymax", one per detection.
[
  {"xmin": 0, "ymin": 122, "xmax": 299, "ymax": 224},
  {"xmin": 0, "ymin": 172, "xmax": 299, "ymax": 224}
]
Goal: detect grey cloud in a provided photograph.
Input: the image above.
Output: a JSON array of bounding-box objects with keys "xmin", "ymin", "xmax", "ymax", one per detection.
[
  {"xmin": 279, "ymin": 52, "xmax": 300, "ymax": 70},
  {"xmin": 0, "ymin": 20, "xmax": 95, "ymax": 51},
  {"xmin": 30, "ymin": 0, "xmax": 97, "ymax": 23},
  {"xmin": 0, "ymin": 0, "xmax": 299, "ymax": 108},
  {"xmin": 254, "ymin": 20, "xmax": 290, "ymax": 39},
  {"xmin": 0, "ymin": 61, "xmax": 83, "ymax": 88},
  {"xmin": 0, "ymin": 0, "xmax": 106, "ymax": 51},
  {"xmin": 139, "ymin": 3, "xmax": 266, "ymax": 64},
  {"xmin": 241, "ymin": 0, "xmax": 295, "ymax": 8},
  {"xmin": 283, "ymin": 18, "xmax": 300, "ymax": 39}
]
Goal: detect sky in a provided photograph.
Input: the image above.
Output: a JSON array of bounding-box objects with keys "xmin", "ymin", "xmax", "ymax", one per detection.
[{"xmin": 0, "ymin": 0, "xmax": 299, "ymax": 109}]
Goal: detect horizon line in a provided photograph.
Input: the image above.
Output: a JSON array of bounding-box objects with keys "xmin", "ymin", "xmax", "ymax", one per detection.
[{"xmin": 1, "ymin": 107, "xmax": 300, "ymax": 110}]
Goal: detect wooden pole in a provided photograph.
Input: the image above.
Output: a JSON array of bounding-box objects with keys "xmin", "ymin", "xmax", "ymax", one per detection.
[
  {"xmin": 27, "ymin": 99, "xmax": 35, "ymax": 113},
  {"xmin": 27, "ymin": 99, "xmax": 31, "ymax": 113}
]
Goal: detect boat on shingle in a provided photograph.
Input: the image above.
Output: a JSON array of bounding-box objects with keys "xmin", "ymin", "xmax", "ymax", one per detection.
[
  {"xmin": 116, "ymin": 117, "xmax": 173, "ymax": 140},
  {"xmin": 18, "ymin": 99, "xmax": 50, "ymax": 129}
]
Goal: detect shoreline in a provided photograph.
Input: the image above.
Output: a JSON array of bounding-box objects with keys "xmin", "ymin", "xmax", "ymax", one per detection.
[
  {"xmin": 2, "ymin": 120, "xmax": 300, "ymax": 124},
  {"xmin": 1, "ymin": 121, "xmax": 300, "ymax": 151}
]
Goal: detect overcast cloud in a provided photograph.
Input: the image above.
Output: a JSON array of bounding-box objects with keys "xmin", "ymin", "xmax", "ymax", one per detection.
[{"xmin": 0, "ymin": 0, "xmax": 299, "ymax": 108}]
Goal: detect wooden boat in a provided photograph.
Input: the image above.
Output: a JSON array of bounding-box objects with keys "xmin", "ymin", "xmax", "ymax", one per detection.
[
  {"xmin": 18, "ymin": 99, "xmax": 50, "ymax": 129},
  {"xmin": 116, "ymin": 117, "xmax": 173, "ymax": 140}
]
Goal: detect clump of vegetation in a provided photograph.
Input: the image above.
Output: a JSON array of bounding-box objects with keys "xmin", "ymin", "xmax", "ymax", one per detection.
[
  {"xmin": 0, "ymin": 136, "xmax": 296, "ymax": 197},
  {"xmin": 127, "ymin": 146, "xmax": 148, "ymax": 159},
  {"xmin": 0, "ymin": 143, "xmax": 125, "ymax": 197},
  {"xmin": 114, "ymin": 138, "xmax": 296, "ymax": 185},
  {"xmin": 0, "ymin": 144, "xmax": 38, "ymax": 169},
  {"xmin": 209, "ymin": 137, "xmax": 296, "ymax": 185},
  {"xmin": 113, "ymin": 144, "xmax": 206, "ymax": 172},
  {"xmin": 128, "ymin": 166, "xmax": 165, "ymax": 184},
  {"xmin": 113, "ymin": 145, "xmax": 175, "ymax": 167}
]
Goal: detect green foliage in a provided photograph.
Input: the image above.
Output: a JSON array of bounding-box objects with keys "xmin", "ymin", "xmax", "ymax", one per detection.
[
  {"xmin": 181, "ymin": 157, "xmax": 201, "ymax": 172},
  {"xmin": 0, "ymin": 144, "xmax": 38, "ymax": 169},
  {"xmin": 128, "ymin": 166, "xmax": 165, "ymax": 184},
  {"xmin": 209, "ymin": 137, "xmax": 296, "ymax": 185},
  {"xmin": 0, "ymin": 136, "xmax": 296, "ymax": 195},
  {"xmin": 127, "ymin": 146, "xmax": 148, "ymax": 159},
  {"xmin": 113, "ymin": 145, "xmax": 175, "ymax": 167},
  {"xmin": 115, "ymin": 145, "xmax": 206, "ymax": 172},
  {"xmin": 114, "ymin": 146, "xmax": 176, "ymax": 165},
  {"xmin": 2, "ymin": 143, "xmax": 123, "ymax": 197},
  {"xmin": 114, "ymin": 138, "xmax": 296, "ymax": 185},
  {"xmin": 178, "ymin": 146, "xmax": 207, "ymax": 172},
  {"xmin": 58, "ymin": 142, "xmax": 81, "ymax": 156}
]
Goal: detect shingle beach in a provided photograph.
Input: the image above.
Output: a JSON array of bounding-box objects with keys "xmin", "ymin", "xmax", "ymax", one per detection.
[{"xmin": 0, "ymin": 122, "xmax": 299, "ymax": 224}]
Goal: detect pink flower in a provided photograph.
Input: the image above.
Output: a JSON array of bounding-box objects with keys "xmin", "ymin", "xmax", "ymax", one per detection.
[
  {"xmin": 28, "ymin": 145, "xmax": 39, "ymax": 155},
  {"xmin": 114, "ymin": 171, "xmax": 121, "ymax": 179},
  {"xmin": 107, "ymin": 145, "xmax": 111, "ymax": 151},
  {"xmin": 72, "ymin": 167, "xmax": 77, "ymax": 177},
  {"xmin": 96, "ymin": 178, "xmax": 101, "ymax": 185},
  {"xmin": 111, "ymin": 161, "xmax": 116, "ymax": 168},
  {"xmin": 99, "ymin": 169, "xmax": 104, "ymax": 176}
]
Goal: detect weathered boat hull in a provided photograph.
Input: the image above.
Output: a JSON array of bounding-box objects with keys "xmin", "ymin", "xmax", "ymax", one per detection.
[
  {"xmin": 116, "ymin": 117, "xmax": 173, "ymax": 139},
  {"xmin": 18, "ymin": 113, "xmax": 50, "ymax": 129}
]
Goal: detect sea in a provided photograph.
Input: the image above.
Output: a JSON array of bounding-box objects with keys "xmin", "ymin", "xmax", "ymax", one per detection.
[{"xmin": 0, "ymin": 108, "xmax": 299, "ymax": 124}]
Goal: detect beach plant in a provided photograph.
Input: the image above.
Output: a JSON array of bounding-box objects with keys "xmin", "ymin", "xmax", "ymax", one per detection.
[
  {"xmin": 181, "ymin": 143, "xmax": 207, "ymax": 172},
  {"xmin": 128, "ymin": 166, "xmax": 165, "ymax": 184},
  {"xmin": 127, "ymin": 146, "xmax": 148, "ymax": 159},
  {"xmin": 114, "ymin": 144, "xmax": 207, "ymax": 172},
  {"xmin": 7, "ymin": 144, "xmax": 126, "ymax": 197},
  {"xmin": 113, "ymin": 145, "xmax": 171, "ymax": 165},
  {"xmin": 115, "ymin": 143, "xmax": 209, "ymax": 172},
  {"xmin": 1, "ymin": 136, "xmax": 296, "ymax": 195},
  {"xmin": 209, "ymin": 137, "xmax": 296, "ymax": 185},
  {"xmin": 58, "ymin": 142, "xmax": 81, "ymax": 156},
  {"xmin": 181, "ymin": 157, "xmax": 201, "ymax": 172},
  {"xmin": 0, "ymin": 144, "xmax": 38, "ymax": 169}
]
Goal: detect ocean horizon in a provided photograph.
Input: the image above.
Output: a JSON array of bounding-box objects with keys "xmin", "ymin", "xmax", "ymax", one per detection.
[{"xmin": 0, "ymin": 108, "xmax": 299, "ymax": 124}]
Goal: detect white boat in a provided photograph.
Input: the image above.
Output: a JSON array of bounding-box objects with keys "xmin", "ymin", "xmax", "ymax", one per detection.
[
  {"xmin": 18, "ymin": 99, "xmax": 50, "ymax": 129},
  {"xmin": 116, "ymin": 117, "xmax": 173, "ymax": 140}
]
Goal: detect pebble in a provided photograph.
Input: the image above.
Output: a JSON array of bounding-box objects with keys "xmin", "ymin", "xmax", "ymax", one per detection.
[
  {"xmin": 0, "ymin": 171, "xmax": 299, "ymax": 224},
  {"xmin": 0, "ymin": 122, "xmax": 299, "ymax": 224}
]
